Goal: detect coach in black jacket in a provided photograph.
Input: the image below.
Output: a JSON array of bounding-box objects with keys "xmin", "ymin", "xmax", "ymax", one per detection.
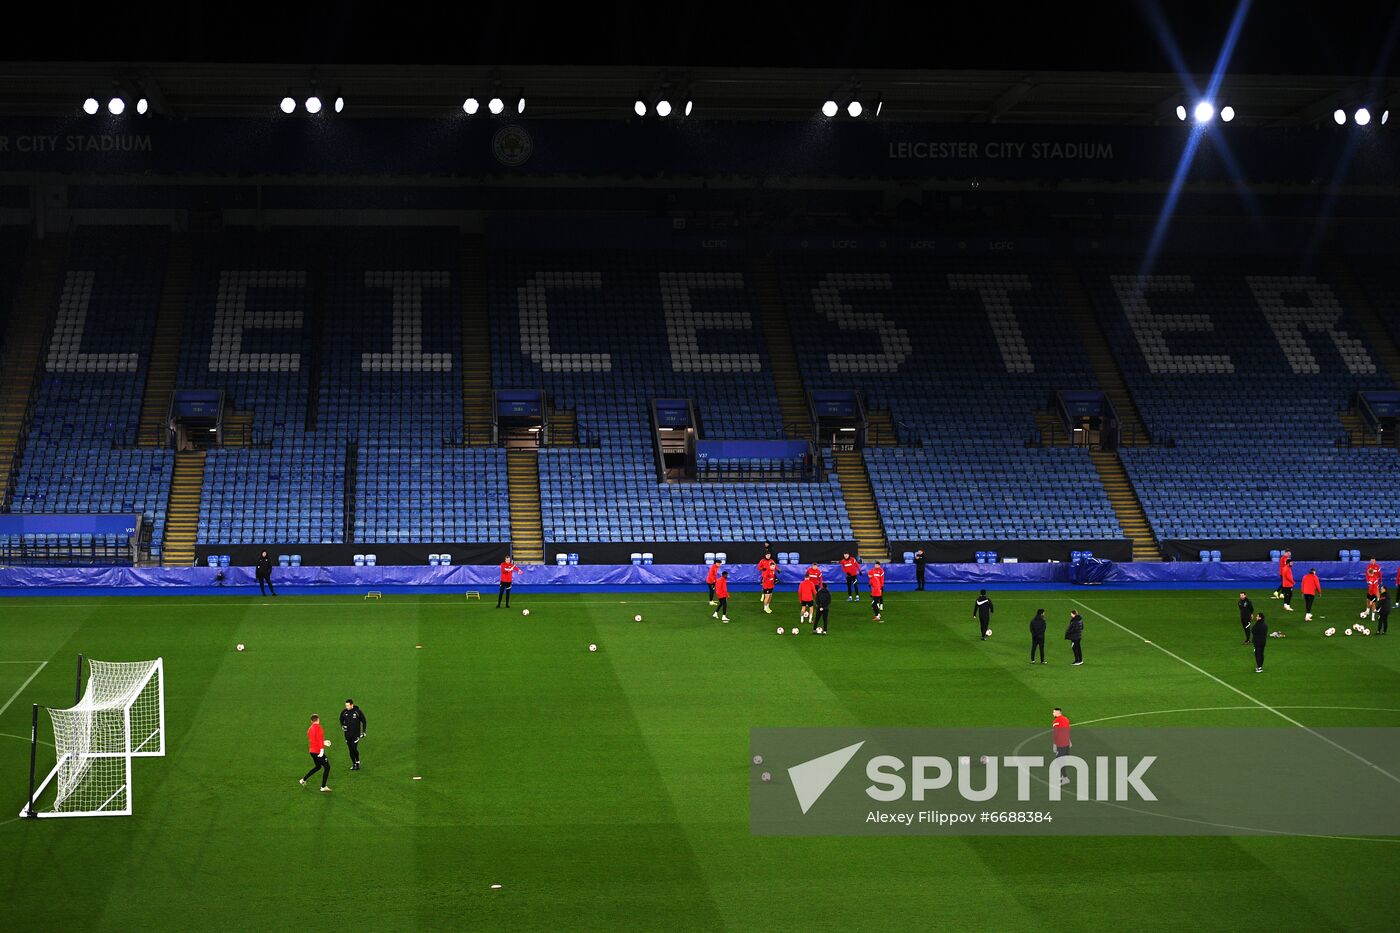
[
  {"xmin": 1252, "ymin": 613, "xmax": 1269, "ymax": 673},
  {"xmin": 1029, "ymin": 609, "xmax": 1047, "ymax": 664},
  {"xmin": 255, "ymin": 550, "xmax": 277, "ymax": 597},
  {"xmin": 340, "ymin": 699, "xmax": 367, "ymax": 770},
  {"xmin": 1065, "ymin": 611, "xmax": 1084, "ymax": 666},
  {"xmin": 1237, "ymin": 593, "xmax": 1253, "ymax": 644},
  {"xmin": 814, "ymin": 583, "xmax": 832, "ymax": 634}
]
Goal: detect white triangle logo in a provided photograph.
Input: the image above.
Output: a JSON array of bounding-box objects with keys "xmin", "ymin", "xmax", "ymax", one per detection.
[{"xmin": 787, "ymin": 741, "xmax": 865, "ymax": 815}]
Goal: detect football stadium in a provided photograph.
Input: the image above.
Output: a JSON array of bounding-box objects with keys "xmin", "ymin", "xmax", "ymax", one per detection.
[{"xmin": 3, "ymin": 5, "xmax": 1400, "ymax": 931}]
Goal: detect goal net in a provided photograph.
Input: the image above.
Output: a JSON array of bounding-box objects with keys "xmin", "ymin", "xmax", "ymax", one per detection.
[{"xmin": 21, "ymin": 658, "xmax": 165, "ymax": 818}]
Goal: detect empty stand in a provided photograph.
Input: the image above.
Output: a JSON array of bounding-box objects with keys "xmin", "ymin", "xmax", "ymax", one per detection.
[
  {"xmin": 138, "ymin": 234, "xmax": 193, "ymax": 446},
  {"xmin": 780, "ymin": 252, "xmax": 1121, "ymax": 551},
  {"xmin": 752, "ymin": 256, "xmax": 814, "ymax": 440},
  {"xmin": 1085, "ymin": 257, "xmax": 1396, "ymax": 544}
]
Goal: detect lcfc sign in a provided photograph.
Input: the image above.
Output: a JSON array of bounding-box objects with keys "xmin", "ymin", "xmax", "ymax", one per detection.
[{"xmin": 492, "ymin": 125, "xmax": 533, "ymax": 166}]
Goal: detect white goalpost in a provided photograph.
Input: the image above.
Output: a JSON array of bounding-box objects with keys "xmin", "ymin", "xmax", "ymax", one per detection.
[{"xmin": 20, "ymin": 657, "xmax": 165, "ymax": 818}]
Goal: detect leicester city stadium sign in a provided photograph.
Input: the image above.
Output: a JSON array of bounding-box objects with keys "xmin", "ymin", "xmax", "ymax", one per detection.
[{"xmin": 750, "ymin": 728, "xmax": 1400, "ymax": 836}]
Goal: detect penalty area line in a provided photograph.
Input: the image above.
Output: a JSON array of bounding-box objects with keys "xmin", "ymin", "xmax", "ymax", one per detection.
[
  {"xmin": 1071, "ymin": 599, "xmax": 1400, "ymax": 787},
  {"xmin": 0, "ymin": 660, "xmax": 48, "ymax": 721}
]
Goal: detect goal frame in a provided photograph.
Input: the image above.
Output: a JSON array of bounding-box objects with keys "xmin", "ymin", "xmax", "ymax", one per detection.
[{"xmin": 20, "ymin": 656, "xmax": 165, "ymax": 819}]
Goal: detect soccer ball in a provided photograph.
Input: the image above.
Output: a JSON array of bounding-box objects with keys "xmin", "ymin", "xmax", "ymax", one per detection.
[
  {"xmin": 1325, "ymin": 628, "xmax": 1336, "ymax": 636},
  {"xmin": 985, "ymin": 629, "xmax": 992, "ymax": 637},
  {"xmin": 633, "ymin": 614, "xmax": 642, "ymax": 622},
  {"xmin": 760, "ymin": 771, "xmax": 772, "ymax": 783},
  {"xmin": 1345, "ymin": 628, "xmax": 1353, "ymax": 636},
  {"xmin": 588, "ymin": 643, "xmax": 597, "ymax": 652},
  {"xmin": 1363, "ymin": 628, "xmax": 1371, "ymax": 636},
  {"xmin": 236, "ymin": 643, "xmax": 245, "ymax": 652},
  {"xmin": 521, "ymin": 609, "xmax": 530, "ymax": 616},
  {"xmin": 752, "ymin": 754, "xmax": 764, "ymax": 765},
  {"xmin": 1361, "ymin": 610, "xmax": 1370, "ymax": 618},
  {"xmin": 777, "ymin": 627, "xmax": 785, "ymax": 634},
  {"xmin": 323, "ymin": 740, "xmax": 331, "ymax": 747},
  {"xmin": 790, "ymin": 628, "xmax": 799, "ymax": 636},
  {"xmin": 979, "ymin": 755, "xmax": 989, "ymax": 765}
]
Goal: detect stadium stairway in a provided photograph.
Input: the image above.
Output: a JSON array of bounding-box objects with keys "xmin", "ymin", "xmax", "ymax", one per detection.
[
  {"xmin": 1033, "ymin": 408, "xmax": 1070, "ymax": 446},
  {"xmin": 462, "ymin": 235, "xmax": 494, "ymax": 445},
  {"xmin": 506, "ymin": 448, "xmax": 545, "ymax": 563},
  {"xmin": 865, "ymin": 407, "xmax": 899, "ymax": 446},
  {"xmin": 162, "ymin": 450, "xmax": 206, "ymax": 566},
  {"xmin": 222, "ymin": 409, "xmax": 256, "ymax": 447},
  {"xmin": 1339, "ymin": 407, "xmax": 1382, "ymax": 446},
  {"xmin": 546, "ymin": 404, "xmax": 578, "ymax": 446},
  {"xmin": 1054, "ymin": 258, "xmax": 1152, "ymax": 445},
  {"xmin": 832, "ymin": 450, "xmax": 890, "ymax": 562},
  {"xmin": 753, "ymin": 257, "xmax": 813, "ymax": 440},
  {"xmin": 0, "ymin": 235, "xmax": 67, "ymax": 509},
  {"xmin": 137, "ymin": 234, "xmax": 192, "ymax": 446},
  {"xmin": 1089, "ymin": 450, "xmax": 1163, "ymax": 562},
  {"xmin": 1327, "ymin": 255, "xmax": 1400, "ymax": 388}
]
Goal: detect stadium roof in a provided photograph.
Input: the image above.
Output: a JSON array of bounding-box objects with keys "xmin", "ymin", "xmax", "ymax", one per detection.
[{"xmin": 0, "ymin": 63, "xmax": 1396, "ymax": 126}]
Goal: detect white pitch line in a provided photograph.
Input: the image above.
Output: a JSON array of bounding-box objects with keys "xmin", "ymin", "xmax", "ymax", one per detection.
[
  {"xmin": 1073, "ymin": 599, "xmax": 1400, "ymax": 786},
  {"xmin": 0, "ymin": 660, "xmax": 48, "ymax": 721}
]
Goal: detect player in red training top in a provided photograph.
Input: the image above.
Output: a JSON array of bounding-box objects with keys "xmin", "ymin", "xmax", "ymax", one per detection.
[
  {"xmin": 496, "ymin": 554, "xmax": 520, "ymax": 609},
  {"xmin": 1364, "ymin": 557, "xmax": 1382, "ymax": 621},
  {"xmin": 840, "ymin": 552, "xmax": 862, "ymax": 602},
  {"xmin": 757, "ymin": 552, "xmax": 775, "ymax": 606},
  {"xmin": 760, "ymin": 560, "xmax": 777, "ymax": 615},
  {"xmin": 1274, "ymin": 548, "xmax": 1291, "ymax": 599},
  {"xmin": 868, "ymin": 562, "xmax": 885, "ymax": 621},
  {"xmin": 711, "ymin": 570, "xmax": 731, "ymax": 623},
  {"xmin": 797, "ymin": 575, "xmax": 816, "ymax": 624},
  {"xmin": 806, "ymin": 562, "xmax": 825, "ymax": 589},
  {"xmin": 300, "ymin": 714, "xmax": 332, "ymax": 792},
  {"xmin": 706, "ymin": 560, "xmax": 722, "ymax": 606},
  {"xmin": 1279, "ymin": 557, "xmax": 1295, "ymax": 612},
  {"xmin": 1051, "ymin": 707, "xmax": 1072, "ymax": 785}
]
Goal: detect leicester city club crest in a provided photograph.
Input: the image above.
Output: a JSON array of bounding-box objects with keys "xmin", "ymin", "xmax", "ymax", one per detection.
[{"xmin": 492, "ymin": 125, "xmax": 533, "ymax": 166}]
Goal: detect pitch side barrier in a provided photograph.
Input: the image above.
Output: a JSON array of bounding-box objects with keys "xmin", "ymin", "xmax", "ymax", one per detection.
[{"xmin": 0, "ymin": 560, "xmax": 1383, "ymax": 592}]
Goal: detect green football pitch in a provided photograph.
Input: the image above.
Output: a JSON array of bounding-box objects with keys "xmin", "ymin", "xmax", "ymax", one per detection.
[{"xmin": 2, "ymin": 588, "xmax": 1398, "ymax": 932}]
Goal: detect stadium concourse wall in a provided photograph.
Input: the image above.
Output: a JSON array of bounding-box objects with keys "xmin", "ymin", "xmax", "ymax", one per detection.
[
  {"xmin": 0, "ymin": 561, "xmax": 1383, "ymax": 592},
  {"xmin": 194, "ymin": 544, "xmax": 507, "ymax": 566}
]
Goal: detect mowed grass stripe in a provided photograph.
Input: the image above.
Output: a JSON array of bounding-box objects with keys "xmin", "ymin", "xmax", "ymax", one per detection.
[{"xmin": 411, "ymin": 596, "xmax": 729, "ymax": 931}]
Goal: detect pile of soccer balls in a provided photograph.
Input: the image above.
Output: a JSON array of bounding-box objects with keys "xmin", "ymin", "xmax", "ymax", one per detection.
[{"xmin": 1326, "ymin": 625, "xmax": 1372, "ymax": 636}]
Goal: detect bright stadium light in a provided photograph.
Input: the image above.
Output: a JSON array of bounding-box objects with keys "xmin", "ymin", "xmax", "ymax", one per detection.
[
  {"xmin": 82, "ymin": 97, "xmax": 99, "ymax": 115},
  {"xmin": 108, "ymin": 97, "xmax": 125, "ymax": 115},
  {"xmin": 1219, "ymin": 105, "xmax": 1235, "ymax": 122},
  {"xmin": 684, "ymin": 100, "xmax": 693, "ymax": 116},
  {"xmin": 1382, "ymin": 110, "xmax": 1390, "ymax": 125},
  {"xmin": 656, "ymin": 99, "xmax": 672, "ymax": 117},
  {"xmin": 847, "ymin": 100, "xmax": 862, "ymax": 117},
  {"xmin": 488, "ymin": 97, "xmax": 504, "ymax": 115},
  {"xmin": 463, "ymin": 97, "xmax": 479, "ymax": 114},
  {"xmin": 305, "ymin": 96, "xmax": 322, "ymax": 114},
  {"xmin": 821, "ymin": 100, "xmax": 838, "ymax": 117},
  {"xmin": 875, "ymin": 99, "xmax": 883, "ymax": 116},
  {"xmin": 136, "ymin": 98, "xmax": 149, "ymax": 115},
  {"xmin": 280, "ymin": 96, "xmax": 296, "ymax": 114},
  {"xmin": 1334, "ymin": 108, "xmax": 1347, "ymax": 125},
  {"xmin": 634, "ymin": 100, "xmax": 647, "ymax": 116},
  {"xmin": 1175, "ymin": 104, "xmax": 1187, "ymax": 121},
  {"xmin": 1354, "ymin": 107, "xmax": 1371, "ymax": 126},
  {"xmin": 334, "ymin": 96, "xmax": 345, "ymax": 113},
  {"xmin": 517, "ymin": 97, "xmax": 526, "ymax": 114},
  {"xmin": 1192, "ymin": 100, "xmax": 1214, "ymax": 123}
]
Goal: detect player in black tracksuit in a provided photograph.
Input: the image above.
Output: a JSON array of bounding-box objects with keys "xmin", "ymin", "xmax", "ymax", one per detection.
[
  {"xmin": 255, "ymin": 550, "xmax": 277, "ymax": 596},
  {"xmin": 973, "ymin": 590, "xmax": 993, "ymax": 640},
  {"xmin": 1378, "ymin": 587, "xmax": 1391, "ymax": 635},
  {"xmin": 914, "ymin": 550, "xmax": 926, "ymax": 591},
  {"xmin": 340, "ymin": 700, "xmax": 367, "ymax": 770},
  {"xmin": 813, "ymin": 583, "xmax": 832, "ymax": 634},
  {"xmin": 1237, "ymin": 593, "xmax": 1254, "ymax": 644},
  {"xmin": 1252, "ymin": 612, "xmax": 1269, "ymax": 672},
  {"xmin": 1029, "ymin": 608, "xmax": 1047, "ymax": 663}
]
